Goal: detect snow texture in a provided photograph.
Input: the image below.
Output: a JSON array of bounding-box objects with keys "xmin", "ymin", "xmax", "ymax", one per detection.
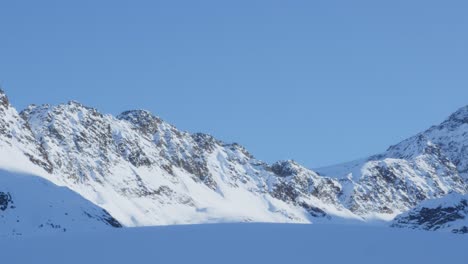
[{"xmin": 0, "ymin": 224, "xmax": 466, "ymax": 264}]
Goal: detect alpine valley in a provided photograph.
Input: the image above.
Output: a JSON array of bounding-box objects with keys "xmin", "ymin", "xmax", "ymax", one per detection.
[{"xmin": 0, "ymin": 89, "xmax": 467, "ymax": 236}]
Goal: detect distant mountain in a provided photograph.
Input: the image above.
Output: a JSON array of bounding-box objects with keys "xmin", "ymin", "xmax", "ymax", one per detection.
[
  {"xmin": 0, "ymin": 88, "xmax": 466, "ymax": 234},
  {"xmin": 316, "ymin": 106, "xmax": 468, "ymax": 219}
]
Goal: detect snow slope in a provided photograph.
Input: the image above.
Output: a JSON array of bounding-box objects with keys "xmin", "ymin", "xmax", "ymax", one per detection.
[
  {"xmin": 0, "ymin": 170, "xmax": 121, "ymax": 236},
  {"xmin": 0, "ymin": 224, "xmax": 466, "ymax": 264}
]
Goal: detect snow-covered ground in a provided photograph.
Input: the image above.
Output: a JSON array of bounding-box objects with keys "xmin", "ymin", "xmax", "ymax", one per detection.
[
  {"xmin": 0, "ymin": 170, "xmax": 120, "ymax": 236},
  {"xmin": 0, "ymin": 224, "xmax": 466, "ymax": 264}
]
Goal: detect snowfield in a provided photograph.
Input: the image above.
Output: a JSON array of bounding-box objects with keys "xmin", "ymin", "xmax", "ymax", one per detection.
[
  {"xmin": 0, "ymin": 170, "xmax": 121, "ymax": 236},
  {"xmin": 0, "ymin": 224, "xmax": 466, "ymax": 264}
]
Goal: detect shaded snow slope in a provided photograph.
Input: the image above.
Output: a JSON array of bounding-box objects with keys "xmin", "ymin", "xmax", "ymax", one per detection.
[
  {"xmin": 0, "ymin": 170, "xmax": 121, "ymax": 236},
  {"xmin": 0, "ymin": 224, "xmax": 466, "ymax": 264},
  {"xmin": 392, "ymin": 193, "xmax": 468, "ymax": 234}
]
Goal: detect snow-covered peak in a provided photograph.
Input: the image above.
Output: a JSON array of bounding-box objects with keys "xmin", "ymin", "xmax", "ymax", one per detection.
[
  {"xmin": 21, "ymin": 101, "xmax": 103, "ymax": 126},
  {"xmin": 191, "ymin": 133, "xmax": 222, "ymax": 152},
  {"xmin": 67, "ymin": 100, "xmax": 87, "ymax": 107},
  {"xmin": 0, "ymin": 92, "xmax": 52, "ymax": 174},
  {"xmin": 315, "ymin": 105, "xmax": 468, "ymax": 219},
  {"xmin": 443, "ymin": 105, "xmax": 468, "ymax": 125},
  {"xmin": 270, "ymin": 160, "xmax": 305, "ymax": 177},
  {"xmin": 20, "ymin": 101, "xmax": 122, "ymax": 182},
  {"xmin": 418, "ymin": 107, "xmax": 468, "ymax": 179},
  {"xmin": 117, "ymin": 110, "xmax": 164, "ymax": 135},
  {"xmin": 0, "ymin": 88, "xmax": 9, "ymax": 108},
  {"xmin": 384, "ymin": 135, "xmax": 443, "ymax": 160}
]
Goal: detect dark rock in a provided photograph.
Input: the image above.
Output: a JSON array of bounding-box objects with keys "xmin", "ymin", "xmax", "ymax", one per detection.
[{"xmin": 0, "ymin": 192, "xmax": 13, "ymax": 211}]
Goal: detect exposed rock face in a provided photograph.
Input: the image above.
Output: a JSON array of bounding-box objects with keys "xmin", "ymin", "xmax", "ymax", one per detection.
[
  {"xmin": 269, "ymin": 161, "xmax": 343, "ymax": 212},
  {"xmin": 117, "ymin": 110, "xmax": 218, "ymax": 189},
  {"xmin": 392, "ymin": 193, "xmax": 468, "ymax": 234},
  {"xmin": 21, "ymin": 102, "xmax": 118, "ymax": 182},
  {"xmin": 0, "ymin": 89, "xmax": 10, "ymax": 107},
  {"xmin": 0, "ymin": 91, "xmax": 52, "ymax": 173},
  {"xmin": 0, "ymin": 192, "xmax": 12, "ymax": 211}
]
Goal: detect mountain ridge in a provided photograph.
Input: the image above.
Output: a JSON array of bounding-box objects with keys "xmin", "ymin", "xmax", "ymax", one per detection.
[{"xmin": 0, "ymin": 88, "xmax": 466, "ymax": 234}]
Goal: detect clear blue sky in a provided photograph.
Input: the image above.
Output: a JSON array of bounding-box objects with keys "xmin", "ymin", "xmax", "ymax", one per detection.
[{"xmin": 1, "ymin": 0, "xmax": 467, "ymax": 168}]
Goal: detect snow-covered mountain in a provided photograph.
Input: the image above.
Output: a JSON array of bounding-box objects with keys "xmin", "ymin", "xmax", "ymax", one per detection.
[
  {"xmin": 3, "ymin": 89, "xmax": 355, "ymax": 228},
  {"xmin": 317, "ymin": 107, "xmax": 468, "ymax": 220},
  {"xmin": 0, "ymin": 88, "xmax": 467, "ymax": 234}
]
